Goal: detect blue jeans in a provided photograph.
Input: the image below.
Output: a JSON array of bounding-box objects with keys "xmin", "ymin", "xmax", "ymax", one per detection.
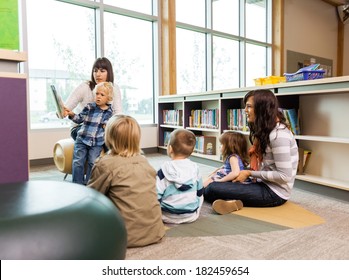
[
  {"xmin": 204, "ymin": 181, "xmax": 287, "ymax": 207},
  {"xmin": 72, "ymin": 138, "xmax": 103, "ymax": 185}
]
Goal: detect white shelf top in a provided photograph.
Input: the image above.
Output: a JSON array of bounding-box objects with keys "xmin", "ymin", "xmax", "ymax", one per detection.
[
  {"xmin": 295, "ymin": 135, "xmax": 349, "ymax": 144},
  {"xmin": 296, "ymin": 174, "xmax": 349, "ymax": 191}
]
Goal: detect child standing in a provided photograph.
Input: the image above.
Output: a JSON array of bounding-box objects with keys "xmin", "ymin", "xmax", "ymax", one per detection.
[
  {"xmin": 157, "ymin": 128, "xmax": 204, "ymax": 224},
  {"xmin": 87, "ymin": 115, "xmax": 165, "ymax": 248},
  {"xmin": 64, "ymin": 82, "xmax": 113, "ymax": 185}
]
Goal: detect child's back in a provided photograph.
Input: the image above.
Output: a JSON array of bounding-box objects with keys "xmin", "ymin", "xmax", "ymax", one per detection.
[
  {"xmin": 156, "ymin": 128, "xmax": 203, "ymax": 224},
  {"xmin": 88, "ymin": 114, "xmax": 165, "ymax": 247},
  {"xmin": 89, "ymin": 153, "xmax": 165, "ymax": 247},
  {"xmin": 157, "ymin": 158, "xmax": 203, "ymax": 224}
]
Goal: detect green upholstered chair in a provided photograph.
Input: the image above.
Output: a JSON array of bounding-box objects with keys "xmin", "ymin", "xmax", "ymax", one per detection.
[{"xmin": 0, "ymin": 180, "xmax": 127, "ymax": 260}]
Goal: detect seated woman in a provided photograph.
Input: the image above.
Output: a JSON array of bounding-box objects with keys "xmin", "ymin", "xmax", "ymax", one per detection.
[{"xmin": 204, "ymin": 89, "xmax": 299, "ymax": 214}]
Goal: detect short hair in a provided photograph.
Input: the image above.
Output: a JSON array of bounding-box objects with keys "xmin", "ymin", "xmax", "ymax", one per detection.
[
  {"xmin": 105, "ymin": 115, "xmax": 141, "ymax": 157},
  {"xmin": 168, "ymin": 128, "xmax": 196, "ymax": 157},
  {"xmin": 93, "ymin": 82, "xmax": 114, "ymax": 102}
]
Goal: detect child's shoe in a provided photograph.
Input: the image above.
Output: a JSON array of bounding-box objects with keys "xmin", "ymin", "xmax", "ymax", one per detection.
[{"xmin": 212, "ymin": 199, "xmax": 243, "ymax": 215}]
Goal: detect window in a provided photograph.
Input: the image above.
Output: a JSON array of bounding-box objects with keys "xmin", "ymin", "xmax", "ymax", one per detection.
[
  {"xmin": 176, "ymin": 0, "xmax": 272, "ymax": 93},
  {"xmin": 104, "ymin": 13, "xmax": 154, "ymax": 124},
  {"xmin": 213, "ymin": 36, "xmax": 240, "ymax": 90},
  {"xmin": 25, "ymin": 0, "xmax": 157, "ymax": 129},
  {"xmin": 103, "ymin": 0, "xmax": 153, "ymax": 15},
  {"xmin": 176, "ymin": 28, "xmax": 206, "ymax": 94},
  {"xmin": 26, "ymin": 0, "xmax": 95, "ymax": 129}
]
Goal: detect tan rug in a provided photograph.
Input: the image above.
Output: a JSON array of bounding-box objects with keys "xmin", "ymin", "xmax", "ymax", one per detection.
[
  {"xmin": 165, "ymin": 201, "xmax": 325, "ymax": 237},
  {"xmin": 233, "ymin": 201, "xmax": 325, "ymax": 228}
]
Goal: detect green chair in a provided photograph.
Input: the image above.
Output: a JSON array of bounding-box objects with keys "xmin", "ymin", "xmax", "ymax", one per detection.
[{"xmin": 0, "ymin": 180, "xmax": 127, "ymax": 260}]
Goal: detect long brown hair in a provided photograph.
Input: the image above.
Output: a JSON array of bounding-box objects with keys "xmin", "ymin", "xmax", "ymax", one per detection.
[
  {"xmin": 219, "ymin": 131, "xmax": 249, "ymax": 167},
  {"xmin": 89, "ymin": 57, "xmax": 114, "ymax": 90},
  {"xmin": 243, "ymin": 89, "xmax": 289, "ymax": 155}
]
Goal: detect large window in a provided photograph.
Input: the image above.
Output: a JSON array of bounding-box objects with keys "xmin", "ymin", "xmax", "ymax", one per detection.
[
  {"xmin": 26, "ymin": 0, "xmax": 95, "ymax": 129},
  {"xmin": 25, "ymin": 0, "xmax": 273, "ymax": 129},
  {"xmin": 104, "ymin": 13, "xmax": 154, "ymax": 124},
  {"xmin": 26, "ymin": 0, "xmax": 157, "ymax": 129},
  {"xmin": 176, "ymin": 0, "xmax": 272, "ymax": 93}
]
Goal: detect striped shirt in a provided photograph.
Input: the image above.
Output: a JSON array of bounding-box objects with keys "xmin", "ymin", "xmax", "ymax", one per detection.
[
  {"xmin": 251, "ymin": 123, "xmax": 298, "ymax": 200},
  {"xmin": 70, "ymin": 102, "xmax": 113, "ymax": 147}
]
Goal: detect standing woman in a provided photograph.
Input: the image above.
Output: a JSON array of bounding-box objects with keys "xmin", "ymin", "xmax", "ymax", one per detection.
[
  {"xmin": 204, "ymin": 89, "xmax": 298, "ymax": 213},
  {"xmin": 65, "ymin": 57, "xmax": 122, "ymax": 140}
]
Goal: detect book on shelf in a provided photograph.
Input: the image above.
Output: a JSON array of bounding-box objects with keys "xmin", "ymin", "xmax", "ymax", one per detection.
[
  {"xmin": 163, "ymin": 131, "xmax": 171, "ymax": 146},
  {"xmin": 227, "ymin": 109, "xmax": 249, "ymax": 132},
  {"xmin": 281, "ymin": 108, "xmax": 300, "ymax": 135},
  {"xmin": 297, "ymin": 147, "xmax": 312, "ymax": 174},
  {"xmin": 189, "ymin": 109, "xmax": 219, "ymax": 129},
  {"xmin": 162, "ymin": 109, "xmax": 183, "ymax": 126},
  {"xmin": 194, "ymin": 136, "xmax": 216, "ymax": 155}
]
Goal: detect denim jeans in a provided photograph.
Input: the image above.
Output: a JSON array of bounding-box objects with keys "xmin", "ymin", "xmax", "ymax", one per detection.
[
  {"xmin": 72, "ymin": 138, "xmax": 103, "ymax": 185},
  {"xmin": 204, "ymin": 181, "xmax": 287, "ymax": 207}
]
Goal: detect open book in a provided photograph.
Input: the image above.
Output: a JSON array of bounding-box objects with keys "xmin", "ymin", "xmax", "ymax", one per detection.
[{"xmin": 50, "ymin": 85, "xmax": 65, "ymax": 119}]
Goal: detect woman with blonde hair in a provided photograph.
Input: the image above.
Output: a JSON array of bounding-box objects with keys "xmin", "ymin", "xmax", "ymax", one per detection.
[{"xmin": 87, "ymin": 115, "xmax": 165, "ymax": 247}]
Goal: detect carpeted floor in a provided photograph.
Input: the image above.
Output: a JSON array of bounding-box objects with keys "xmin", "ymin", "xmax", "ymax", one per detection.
[{"xmin": 30, "ymin": 153, "xmax": 349, "ymax": 260}]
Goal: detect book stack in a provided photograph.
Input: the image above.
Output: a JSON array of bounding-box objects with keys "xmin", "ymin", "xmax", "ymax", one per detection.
[{"xmin": 194, "ymin": 136, "xmax": 216, "ymax": 155}]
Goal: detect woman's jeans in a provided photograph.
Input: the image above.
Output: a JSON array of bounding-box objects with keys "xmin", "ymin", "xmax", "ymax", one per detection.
[
  {"xmin": 204, "ymin": 181, "xmax": 286, "ymax": 207},
  {"xmin": 72, "ymin": 138, "xmax": 103, "ymax": 185}
]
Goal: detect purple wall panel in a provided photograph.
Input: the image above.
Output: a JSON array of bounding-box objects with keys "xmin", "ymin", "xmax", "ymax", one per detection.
[{"xmin": 0, "ymin": 77, "xmax": 28, "ymax": 184}]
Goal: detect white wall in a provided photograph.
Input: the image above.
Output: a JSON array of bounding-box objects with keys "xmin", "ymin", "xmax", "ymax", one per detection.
[
  {"xmin": 28, "ymin": 126, "xmax": 158, "ymax": 160},
  {"xmin": 284, "ymin": 0, "xmax": 339, "ymax": 75}
]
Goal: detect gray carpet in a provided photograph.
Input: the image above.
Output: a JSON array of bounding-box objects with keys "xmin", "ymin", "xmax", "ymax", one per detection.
[{"xmin": 30, "ymin": 153, "xmax": 349, "ymax": 260}]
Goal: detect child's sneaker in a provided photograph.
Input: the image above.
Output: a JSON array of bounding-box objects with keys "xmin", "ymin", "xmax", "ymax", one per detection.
[{"xmin": 212, "ymin": 199, "xmax": 243, "ymax": 215}]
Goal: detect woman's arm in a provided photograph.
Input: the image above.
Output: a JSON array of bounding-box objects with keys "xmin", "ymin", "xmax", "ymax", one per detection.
[
  {"xmin": 112, "ymin": 84, "xmax": 122, "ymax": 114},
  {"xmin": 64, "ymin": 82, "xmax": 91, "ymax": 111}
]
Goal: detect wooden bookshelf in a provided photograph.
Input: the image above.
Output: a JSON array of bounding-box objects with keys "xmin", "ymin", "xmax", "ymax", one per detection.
[{"xmin": 158, "ymin": 76, "xmax": 349, "ymax": 191}]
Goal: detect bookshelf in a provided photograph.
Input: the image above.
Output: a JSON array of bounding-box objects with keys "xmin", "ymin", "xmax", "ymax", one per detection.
[{"xmin": 158, "ymin": 76, "xmax": 349, "ymax": 191}]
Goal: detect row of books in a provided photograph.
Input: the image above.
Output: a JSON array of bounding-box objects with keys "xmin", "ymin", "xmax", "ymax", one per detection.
[
  {"xmin": 227, "ymin": 109, "xmax": 249, "ymax": 132},
  {"xmin": 163, "ymin": 131, "xmax": 216, "ymax": 155},
  {"xmin": 189, "ymin": 109, "xmax": 219, "ymax": 129},
  {"xmin": 162, "ymin": 107, "xmax": 300, "ymax": 135},
  {"xmin": 162, "ymin": 109, "xmax": 183, "ymax": 126}
]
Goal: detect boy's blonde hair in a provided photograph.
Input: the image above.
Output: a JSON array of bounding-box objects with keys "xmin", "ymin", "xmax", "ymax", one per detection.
[
  {"xmin": 105, "ymin": 114, "xmax": 141, "ymax": 157},
  {"xmin": 169, "ymin": 128, "xmax": 196, "ymax": 157},
  {"xmin": 94, "ymin": 82, "xmax": 114, "ymax": 102}
]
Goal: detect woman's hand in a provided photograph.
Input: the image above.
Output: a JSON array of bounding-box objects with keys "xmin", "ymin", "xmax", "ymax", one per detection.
[{"xmin": 233, "ymin": 170, "xmax": 251, "ymax": 182}]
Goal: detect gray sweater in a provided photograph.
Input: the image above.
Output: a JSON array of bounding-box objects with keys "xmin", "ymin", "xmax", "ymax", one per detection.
[{"xmin": 251, "ymin": 123, "xmax": 298, "ymax": 200}]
